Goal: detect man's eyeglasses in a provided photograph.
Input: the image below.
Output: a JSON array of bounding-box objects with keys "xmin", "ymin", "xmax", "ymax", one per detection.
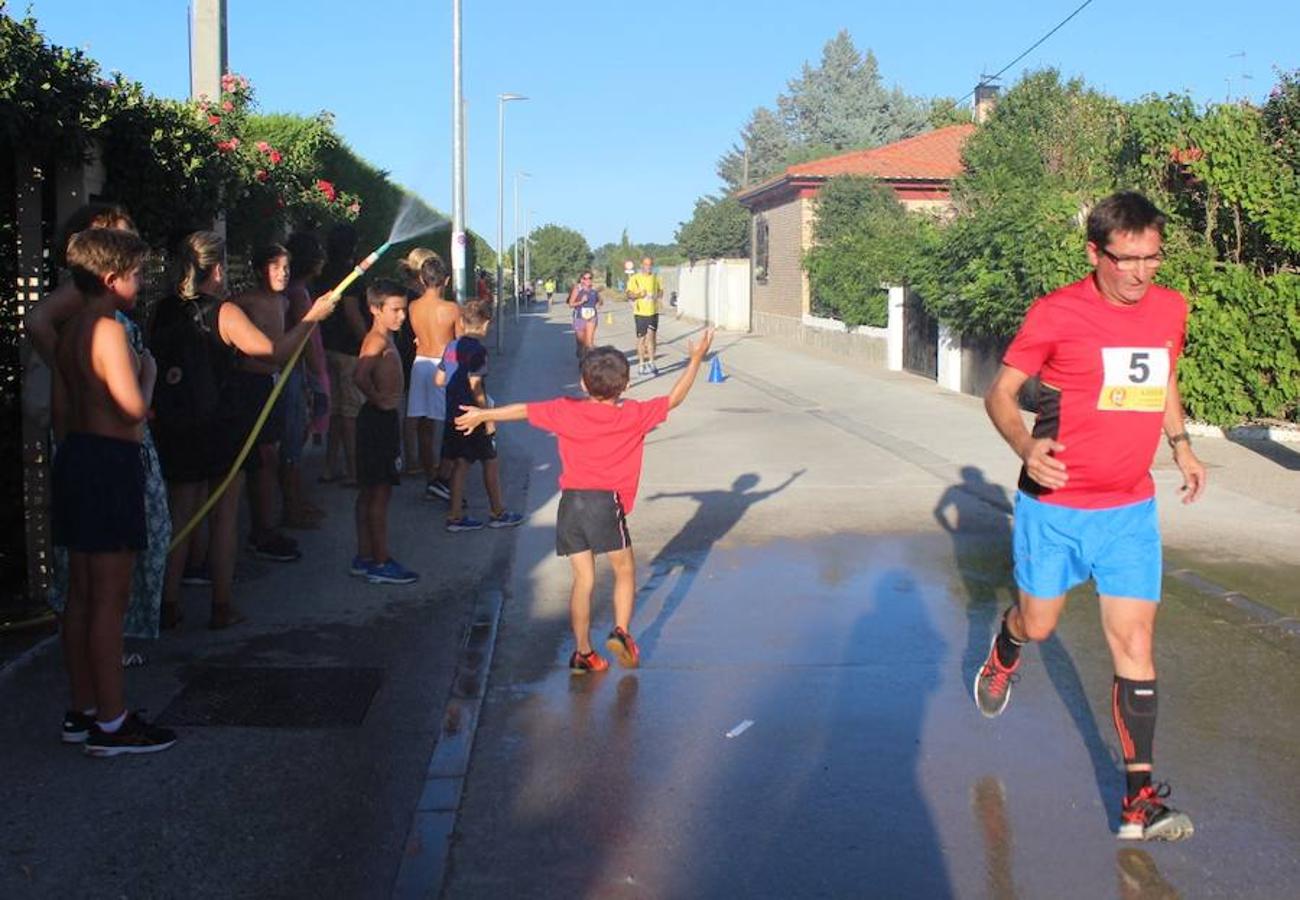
[{"xmin": 1099, "ymin": 247, "xmax": 1163, "ymax": 272}]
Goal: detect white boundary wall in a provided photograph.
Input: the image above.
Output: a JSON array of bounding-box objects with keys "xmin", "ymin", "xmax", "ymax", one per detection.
[{"xmin": 668, "ymin": 259, "xmax": 751, "ymax": 331}]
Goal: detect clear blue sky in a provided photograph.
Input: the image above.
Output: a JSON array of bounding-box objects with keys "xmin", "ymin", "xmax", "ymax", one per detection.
[{"xmin": 21, "ymin": 0, "xmax": 1299, "ymax": 250}]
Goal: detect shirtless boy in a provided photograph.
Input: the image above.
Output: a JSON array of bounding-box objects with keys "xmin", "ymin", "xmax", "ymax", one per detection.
[
  {"xmin": 54, "ymin": 228, "xmax": 177, "ymax": 756},
  {"xmin": 405, "ymin": 251, "xmax": 462, "ymax": 502},
  {"xmin": 231, "ymin": 244, "xmax": 299, "ymax": 562},
  {"xmin": 352, "ymin": 279, "xmax": 418, "ymax": 585}
]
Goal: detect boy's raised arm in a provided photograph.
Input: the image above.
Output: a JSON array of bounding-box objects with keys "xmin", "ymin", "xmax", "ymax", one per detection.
[
  {"xmin": 454, "ymin": 402, "xmax": 529, "ymax": 434},
  {"xmin": 667, "ymin": 328, "xmax": 715, "ymax": 410}
]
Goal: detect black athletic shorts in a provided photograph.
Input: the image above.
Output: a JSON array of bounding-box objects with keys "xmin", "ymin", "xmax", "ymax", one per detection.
[
  {"xmin": 224, "ymin": 371, "xmax": 284, "ymax": 473},
  {"xmin": 556, "ymin": 489, "xmax": 631, "ymax": 557},
  {"xmin": 442, "ymin": 416, "xmax": 497, "ymax": 463},
  {"xmin": 634, "ymin": 314, "xmax": 659, "ymax": 337},
  {"xmin": 52, "ymin": 433, "xmax": 147, "ymax": 553},
  {"xmin": 356, "ymin": 403, "xmax": 402, "ymax": 486}
]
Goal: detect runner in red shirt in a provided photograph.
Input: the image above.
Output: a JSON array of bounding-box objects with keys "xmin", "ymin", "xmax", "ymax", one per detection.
[
  {"xmin": 453, "ymin": 331, "xmax": 714, "ymax": 672},
  {"xmin": 979, "ymin": 192, "xmax": 1207, "ymax": 842}
]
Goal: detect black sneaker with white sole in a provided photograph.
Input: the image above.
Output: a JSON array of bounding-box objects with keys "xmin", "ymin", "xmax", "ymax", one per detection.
[
  {"xmin": 84, "ymin": 712, "xmax": 177, "ymax": 757},
  {"xmin": 62, "ymin": 710, "xmax": 94, "ymax": 744}
]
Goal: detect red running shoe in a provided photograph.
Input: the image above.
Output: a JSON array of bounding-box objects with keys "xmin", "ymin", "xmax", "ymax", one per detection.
[
  {"xmin": 605, "ymin": 627, "xmax": 640, "ymax": 669},
  {"xmin": 569, "ymin": 650, "xmax": 609, "ymax": 674},
  {"xmin": 1118, "ymin": 783, "xmax": 1194, "ymax": 841},
  {"xmin": 973, "ymin": 633, "xmax": 1019, "ymax": 718}
]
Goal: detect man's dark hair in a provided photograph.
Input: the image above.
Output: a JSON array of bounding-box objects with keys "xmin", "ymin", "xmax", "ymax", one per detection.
[
  {"xmin": 285, "ymin": 232, "xmax": 325, "ymax": 279},
  {"xmin": 65, "ymin": 228, "xmax": 150, "ymax": 295},
  {"xmin": 366, "ymin": 277, "xmax": 408, "ymax": 308},
  {"xmin": 1086, "ymin": 192, "xmax": 1166, "ymax": 247},
  {"xmin": 325, "ymin": 223, "xmax": 358, "ymax": 260},
  {"xmin": 580, "ymin": 346, "xmax": 630, "ymax": 400},
  {"xmin": 462, "ymin": 297, "xmax": 494, "ymax": 327},
  {"xmin": 57, "ymin": 202, "xmax": 137, "ymax": 267}
]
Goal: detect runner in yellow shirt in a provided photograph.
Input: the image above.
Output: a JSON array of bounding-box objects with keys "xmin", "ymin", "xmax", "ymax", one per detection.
[{"xmin": 626, "ymin": 257, "xmax": 663, "ymax": 376}]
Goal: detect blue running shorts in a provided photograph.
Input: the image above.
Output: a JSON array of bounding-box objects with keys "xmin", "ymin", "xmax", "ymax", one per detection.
[{"xmin": 1012, "ymin": 491, "xmax": 1162, "ymax": 602}]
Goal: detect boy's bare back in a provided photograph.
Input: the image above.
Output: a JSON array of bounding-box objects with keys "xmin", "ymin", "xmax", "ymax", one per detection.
[
  {"xmin": 409, "ymin": 291, "xmax": 461, "ymax": 360},
  {"xmin": 56, "ymin": 308, "xmax": 145, "ymax": 443}
]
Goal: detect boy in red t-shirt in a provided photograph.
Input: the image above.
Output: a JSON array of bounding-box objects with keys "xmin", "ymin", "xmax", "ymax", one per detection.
[{"xmin": 454, "ymin": 331, "xmax": 714, "ymax": 672}]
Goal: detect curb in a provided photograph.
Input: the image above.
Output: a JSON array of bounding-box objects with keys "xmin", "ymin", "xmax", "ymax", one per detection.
[
  {"xmin": 0, "ymin": 632, "xmax": 58, "ymax": 685},
  {"xmin": 1186, "ymin": 421, "xmax": 1300, "ymax": 444},
  {"xmin": 391, "ymin": 586, "xmax": 505, "ymax": 900}
]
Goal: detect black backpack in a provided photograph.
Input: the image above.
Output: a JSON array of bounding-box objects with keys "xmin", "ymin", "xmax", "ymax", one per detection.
[{"xmin": 148, "ymin": 296, "xmax": 226, "ymax": 430}]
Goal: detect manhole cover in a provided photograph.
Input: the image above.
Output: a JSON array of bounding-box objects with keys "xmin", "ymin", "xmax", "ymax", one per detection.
[{"xmin": 157, "ymin": 666, "xmax": 383, "ymax": 728}]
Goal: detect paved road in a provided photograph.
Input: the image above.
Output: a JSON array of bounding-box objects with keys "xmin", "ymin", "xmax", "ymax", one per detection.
[{"xmin": 443, "ymin": 304, "xmax": 1300, "ymax": 899}]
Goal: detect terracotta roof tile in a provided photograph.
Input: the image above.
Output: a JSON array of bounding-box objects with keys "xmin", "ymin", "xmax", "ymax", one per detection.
[{"xmin": 788, "ymin": 123, "xmax": 975, "ymax": 181}]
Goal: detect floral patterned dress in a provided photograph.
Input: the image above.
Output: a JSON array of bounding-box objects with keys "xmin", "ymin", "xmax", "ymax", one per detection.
[{"xmin": 48, "ymin": 313, "xmax": 171, "ymax": 639}]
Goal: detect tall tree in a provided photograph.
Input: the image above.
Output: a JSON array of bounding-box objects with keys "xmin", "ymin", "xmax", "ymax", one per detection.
[
  {"xmin": 777, "ymin": 31, "xmax": 928, "ymax": 151},
  {"xmin": 523, "ymin": 224, "xmax": 593, "ymax": 284},
  {"xmin": 717, "ymin": 106, "xmax": 792, "ymax": 193},
  {"xmin": 676, "ymin": 195, "xmax": 750, "ymax": 260}
]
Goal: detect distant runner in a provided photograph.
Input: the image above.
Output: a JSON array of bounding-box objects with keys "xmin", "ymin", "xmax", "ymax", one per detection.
[
  {"xmin": 567, "ymin": 270, "xmax": 601, "ymax": 359},
  {"xmin": 978, "ymin": 191, "xmax": 1206, "ymax": 843},
  {"xmin": 626, "ymin": 257, "xmax": 662, "ymax": 376}
]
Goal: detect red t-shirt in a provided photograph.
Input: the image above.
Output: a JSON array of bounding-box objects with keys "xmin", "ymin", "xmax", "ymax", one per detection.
[
  {"xmin": 526, "ymin": 395, "xmax": 671, "ymax": 513},
  {"xmin": 1004, "ymin": 275, "xmax": 1187, "ymax": 509}
]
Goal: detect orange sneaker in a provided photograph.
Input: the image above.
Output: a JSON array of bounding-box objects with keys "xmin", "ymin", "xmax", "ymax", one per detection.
[
  {"xmin": 605, "ymin": 627, "xmax": 641, "ymax": 669},
  {"xmin": 569, "ymin": 650, "xmax": 609, "ymax": 674}
]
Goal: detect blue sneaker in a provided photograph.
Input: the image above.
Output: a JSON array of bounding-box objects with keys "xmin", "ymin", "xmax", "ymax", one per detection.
[
  {"xmin": 349, "ymin": 556, "xmax": 374, "ymax": 577},
  {"xmin": 366, "ymin": 559, "xmax": 419, "ymax": 585},
  {"xmin": 446, "ymin": 517, "xmax": 485, "ymax": 532},
  {"xmin": 488, "ymin": 510, "xmax": 524, "ymax": 529}
]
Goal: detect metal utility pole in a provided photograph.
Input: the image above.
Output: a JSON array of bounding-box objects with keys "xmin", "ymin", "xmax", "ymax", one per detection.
[
  {"xmin": 524, "ymin": 208, "xmax": 534, "ymax": 293},
  {"xmin": 450, "ymin": 0, "xmax": 468, "ymax": 300},
  {"xmin": 496, "ymin": 93, "xmax": 526, "ymax": 350},
  {"xmin": 513, "ymin": 171, "xmax": 529, "ymax": 311}
]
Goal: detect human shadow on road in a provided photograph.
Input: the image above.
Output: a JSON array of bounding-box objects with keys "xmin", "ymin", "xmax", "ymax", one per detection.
[
  {"xmin": 636, "ymin": 470, "xmax": 804, "ymax": 657},
  {"xmin": 935, "ymin": 468, "xmax": 1121, "ymax": 822},
  {"xmin": 933, "ymin": 466, "xmax": 1014, "ymax": 684},
  {"xmin": 1226, "ymin": 435, "xmax": 1300, "ymax": 470},
  {"xmin": 681, "ymin": 566, "xmax": 952, "ymax": 897}
]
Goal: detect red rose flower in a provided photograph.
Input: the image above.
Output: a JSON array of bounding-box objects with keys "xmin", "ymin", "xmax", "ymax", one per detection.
[
  {"xmin": 269, "ymin": 150, "xmax": 282, "ymax": 165},
  {"xmin": 222, "ymin": 100, "xmax": 234, "ymax": 112},
  {"xmin": 255, "ymin": 169, "xmax": 269, "ymax": 182},
  {"xmin": 256, "ymin": 140, "xmax": 270, "ymax": 153},
  {"xmin": 316, "ymin": 180, "xmax": 337, "ymax": 202},
  {"xmin": 208, "ymin": 114, "xmax": 222, "ymax": 126}
]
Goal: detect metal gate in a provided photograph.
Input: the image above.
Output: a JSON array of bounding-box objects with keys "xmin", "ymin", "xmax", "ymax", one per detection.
[{"xmin": 902, "ymin": 288, "xmax": 938, "ymax": 379}]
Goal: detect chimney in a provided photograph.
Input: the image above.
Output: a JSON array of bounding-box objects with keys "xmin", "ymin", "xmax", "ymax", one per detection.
[{"xmin": 974, "ymin": 83, "xmax": 999, "ymax": 125}]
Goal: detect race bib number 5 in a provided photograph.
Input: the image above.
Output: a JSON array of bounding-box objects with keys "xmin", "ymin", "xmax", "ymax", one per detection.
[{"xmin": 1098, "ymin": 347, "xmax": 1170, "ymax": 411}]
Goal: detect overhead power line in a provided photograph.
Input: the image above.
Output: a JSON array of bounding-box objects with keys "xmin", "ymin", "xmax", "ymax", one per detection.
[{"xmin": 959, "ymin": 0, "xmax": 1097, "ymax": 105}]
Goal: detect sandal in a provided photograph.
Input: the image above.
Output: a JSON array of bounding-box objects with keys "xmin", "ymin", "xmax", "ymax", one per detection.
[{"xmin": 208, "ymin": 605, "xmax": 247, "ymax": 630}]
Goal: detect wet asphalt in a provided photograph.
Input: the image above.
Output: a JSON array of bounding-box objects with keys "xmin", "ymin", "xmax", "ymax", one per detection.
[{"xmin": 440, "ymin": 304, "xmax": 1299, "ymax": 899}]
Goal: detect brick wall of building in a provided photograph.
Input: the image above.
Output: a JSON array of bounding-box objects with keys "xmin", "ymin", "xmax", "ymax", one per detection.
[{"xmin": 751, "ymin": 196, "xmax": 809, "ymax": 322}]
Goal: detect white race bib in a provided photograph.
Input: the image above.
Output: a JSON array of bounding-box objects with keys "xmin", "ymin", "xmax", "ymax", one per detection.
[
  {"xmin": 1097, "ymin": 347, "xmax": 1170, "ymax": 411},
  {"xmin": 580, "ymin": 306, "xmax": 596, "ymax": 320}
]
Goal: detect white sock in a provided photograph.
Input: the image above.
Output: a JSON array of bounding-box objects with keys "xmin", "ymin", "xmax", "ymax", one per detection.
[{"xmin": 98, "ymin": 710, "xmax": 128, "ymax": 733}]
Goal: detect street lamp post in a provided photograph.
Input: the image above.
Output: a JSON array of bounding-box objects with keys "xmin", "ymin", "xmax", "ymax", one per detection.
[
  {"xmin": 524, "ymin": 208, "xmax": 535, "ymax": 300},
  {"xmin": 513, "ymin": 171, "xmax": 529, "ymax": 317},
  {"xmin": 496, "ymin": 92, "xmax": 526, "ymax": 351},
  {"xmin": 450, "ymin": 0, "xmax": 468, "ymax": 300}
]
